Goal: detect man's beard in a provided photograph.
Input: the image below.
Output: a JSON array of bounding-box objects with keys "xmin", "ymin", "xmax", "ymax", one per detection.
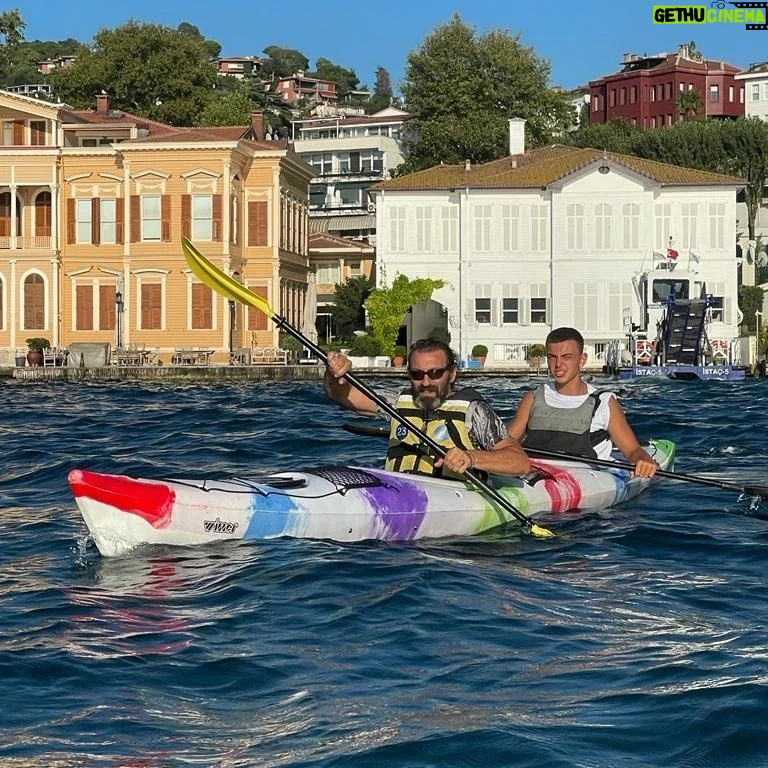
[{"xmin": 412, "ymin": 382, "xmax": 449, "ymax": 411}]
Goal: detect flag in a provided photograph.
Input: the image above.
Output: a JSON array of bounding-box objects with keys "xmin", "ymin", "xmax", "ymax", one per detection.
[
  {"xmin": 667, "ymin": 247, "xmax": 679, "ymax": 262},
  {"xmin": 689, "ymin": 250, "xmax": 701, "ymax": 264}
]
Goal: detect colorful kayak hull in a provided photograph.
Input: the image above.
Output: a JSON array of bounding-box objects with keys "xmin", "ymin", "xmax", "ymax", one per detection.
[{"xmin": 69, "ymin": 439, "xmax": 675, "ymax": 557}]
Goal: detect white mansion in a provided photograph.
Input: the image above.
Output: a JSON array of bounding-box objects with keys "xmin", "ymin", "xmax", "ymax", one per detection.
[{"xmin": 371, "ymin": 119, "xmax": 744, "ymax": 366}]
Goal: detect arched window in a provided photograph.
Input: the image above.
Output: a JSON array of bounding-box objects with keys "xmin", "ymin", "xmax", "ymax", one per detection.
[
  {"xmin": 0, "ymin": 191, "xmax": 22, "ymax": 239},
  {"xmin": 24, "ymin": 273, "xmax": 45, "ymax": 330},
  {"xmin": 35, "ymin": 191, "xmax": 51, "ymax": 237}
]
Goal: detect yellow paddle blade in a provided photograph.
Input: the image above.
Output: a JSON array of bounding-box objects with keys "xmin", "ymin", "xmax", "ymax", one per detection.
[
  {"xmin": 181, "ymin": 237, "xmax": 276, "ymax": 319},
  {"xmin": 530, "ymin": 524, "xmax": 556, "ymax": 538}
]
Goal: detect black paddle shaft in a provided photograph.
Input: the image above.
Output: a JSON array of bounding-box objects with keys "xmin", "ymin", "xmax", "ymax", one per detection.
[{"xmin": 525, "ymin": 447, "xmax": 768, "ymax": 500}]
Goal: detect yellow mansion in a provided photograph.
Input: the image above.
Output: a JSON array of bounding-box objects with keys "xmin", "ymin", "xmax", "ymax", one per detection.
[{"xmin": 0, "ymin": 89, "xmax": 313, "ymax": 364}]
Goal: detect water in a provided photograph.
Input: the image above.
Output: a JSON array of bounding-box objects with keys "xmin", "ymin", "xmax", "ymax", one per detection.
[{"xmin": 1, "ymin": 376, "xmax": 768, "ymax": 767}]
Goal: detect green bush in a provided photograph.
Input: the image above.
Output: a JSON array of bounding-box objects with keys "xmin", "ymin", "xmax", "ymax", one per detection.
[
  {"xmin": 26, "ymin": 337, "xmax": 51, "ymax": 351},
  {"xmin": 428, "ymin": 326, "xmax": 451, "ymax": 345},
  {"xmin": 471, "ymin": 343, "xmax": 488, "ymax": 358},
  {"xmin": 350, "ymin": 334, "xmax": 382, "ymax": 356},
  {"xmin": 279, "ymin": 333, "xmax": 304, "ymax": 353},
  {"xmin": 528, "ymin": 343, "xmax": 546, "ymax": 360},
  {"xmin": 393, "ymin": 345, "xmax": 407, "ymax": 358}
]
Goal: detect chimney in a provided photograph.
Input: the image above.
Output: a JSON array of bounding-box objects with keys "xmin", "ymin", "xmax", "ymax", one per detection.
[
  {"xmin": 508, "ymin": 117, "xmax": 526, "ymax": 156},
  {"xmin": 251, "ymin": 110, "xmax": 264, "ymax": 142},
  {"xmin": 95, "ymin": 92, "xmax": 110, "ymax": 114}
]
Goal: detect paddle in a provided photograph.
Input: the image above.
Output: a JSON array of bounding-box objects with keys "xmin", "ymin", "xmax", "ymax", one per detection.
[
  {"xmin": 181, "ymin": 237, "xmax": 554, "ymax": 538},
  {"xmin": 342, "ymin": 422, "xmax": 390, "ymax": 438},
  {"xmin": 524, "ymin": 447, "xmax": 768, "ymax": 501}
]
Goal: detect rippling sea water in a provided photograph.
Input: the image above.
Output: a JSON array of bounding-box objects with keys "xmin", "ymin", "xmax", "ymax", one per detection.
[{"xmin": 1, "ymin": 375, "xmax": 767, "ymax": 767}]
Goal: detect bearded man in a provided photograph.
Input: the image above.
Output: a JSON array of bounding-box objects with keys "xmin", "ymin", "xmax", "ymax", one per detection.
[{"xmin": 324, "ymin": 338, "xmax": 529, "ymax": 479}]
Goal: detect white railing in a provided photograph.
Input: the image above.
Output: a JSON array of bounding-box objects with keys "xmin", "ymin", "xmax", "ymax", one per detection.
[{"xmin": 492, "ymin": 343, "xmax": 530, "ymax": 363}]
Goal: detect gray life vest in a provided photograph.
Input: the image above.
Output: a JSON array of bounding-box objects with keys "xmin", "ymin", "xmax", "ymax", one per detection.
[{"xmin": 521, "ymin": 386, "xmax": 610, "ymax": 459}]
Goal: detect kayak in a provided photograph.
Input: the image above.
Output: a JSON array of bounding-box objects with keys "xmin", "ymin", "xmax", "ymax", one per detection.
[{"xmin": 68, "ymin": 439, "xmax": 675, "ymax": 557}]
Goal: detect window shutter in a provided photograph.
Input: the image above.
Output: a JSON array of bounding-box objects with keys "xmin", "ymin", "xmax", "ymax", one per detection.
[
  {"xmin": 116, "ymin": 198, "xmax": 124, "ymax": 243},
  {"xmin": 212, "ymin": 194, "xmax": 222, "ymax": 241},
  {"xmin": 66, "ymin": 198, "xmax": 76, "ymax": 244},
  {"xmin": 12, "ymin": 121, "xmax": 23, "ymax": 145},
  {"xmin": 91, "ymin": 198, "xmax": 100, "ymax": 246},
  {"xmin": 466, "ymin": 297, "xmax": 476, "ymax": 328},
  {"xmin": 248, "ymin": 286, "xmax": 269, "ymax": 330},
  {"xmin": 191, "ymin": 283, "xmax": 213, "ymax": 329},
  {"xmin": 520, "ymin": 298, "xmax": 530, "ymax": 326},
  {"xmin": 229, "ymin": 199, "xmax": 235, "ymax": 244},
  {"xmin": 99, "ymin": 284, "xmax": 116, "ymax": 330},
  {"xmin": 248, "ymin": 200, "xmax": 268, "ymax": 246},
  {"xmin": 130, "ymin": 196, "xmax": 140, "ymax": 242},
  {"xmin": 24, "ymin": 275, "xmax": 45, "ymax": 329},
  {"xmin": 75, "ymin": 284, "xmax": 93, "ymax": 329},
  {"xmin": 161, "ymin": 195, "xmax": 171, "ymax": 241},
  {"xmin": 181, "ymin": 194, "xmax": 191, "ymax": 239},
  {"xmin": 35, "ymin": 193, "xmax": 52, "ymax": 236},
  {"xmin": 141, "ymin": 284, "xmax": 162, "ymax": 330}
]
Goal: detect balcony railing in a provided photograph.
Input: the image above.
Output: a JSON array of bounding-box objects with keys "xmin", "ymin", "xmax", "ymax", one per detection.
[
  {"xmin": 312, "ymin": 168, "xmax": 383, "ymax": 180},
  {"xmin": 0, "ymin": 236, "xmax": 53, "ymax": 249}
]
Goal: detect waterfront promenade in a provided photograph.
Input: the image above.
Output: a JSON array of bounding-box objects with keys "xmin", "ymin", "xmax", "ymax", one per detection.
[{"xmin": 0, "ymin": 362, "xmax": 557, "ymax": 383}]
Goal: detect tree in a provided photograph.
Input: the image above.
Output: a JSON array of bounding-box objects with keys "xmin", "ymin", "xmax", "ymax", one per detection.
[
  {"xmin": 200, "ymin": 79, "xmax": 255, "ymax": 127},
  {"xmin": 398, "ymin": 14, "xmax": 573, "ymax": 173},
  {"xmin": 330, "ymin": 276, "xmax": 373, "ymax": 340},
  {"xmin": 676, "ymin": 88, "xmax": 704, "ymax": 121},
  {"xmin": 568, "ymin": 117, "xmax": 642, "ymax": 154},
  {"xmin": 738, "ymin": 285, "xmax": 765, "ymax": 333},
  {"xmin": 630, "ymin": 119, "xmax": 768, "ymax": 242},
  {"xmin": 262, "ymin": 46, "xmax": 309, "ymax": 79},
  {"xmin": 368, "ymin": 66, "xmax": 393, "ymax": 113},
  {"xmin": 48, "ymin": 21, "xmax": 219, "ymax": 126},
  {"xmin": 365, "ymin": 274, "xmax": 444, "ymax": 356},
  {"xmin": 176, "ymin": 21, "xmax": 221, "ymax": 60},
  {"xmin": 0, "ymin": 9, "xmax": 25, "ymax": 76},
  {"xmin": 310, "ymin": 57, "xmax": 359, "ymax": 98}
]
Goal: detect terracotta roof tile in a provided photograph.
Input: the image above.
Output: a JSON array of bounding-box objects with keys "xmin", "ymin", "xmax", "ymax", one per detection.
[{"xmin": 374, "ymin": 145, "xmax": 744, "ymax": 191}]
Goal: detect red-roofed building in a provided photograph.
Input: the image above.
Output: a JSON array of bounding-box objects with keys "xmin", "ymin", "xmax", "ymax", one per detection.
[
  {"xmin": 273, "ymin": 73, "xmax": 338, "ymax": 105},
  {"xmin": 589, "ymin": 43, "xmax": 744, "ymax": 128}
]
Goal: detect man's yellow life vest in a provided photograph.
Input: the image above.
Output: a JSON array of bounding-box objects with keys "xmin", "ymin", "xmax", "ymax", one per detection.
[{"xmin": 384, "ymin": 388, "xmax": 482, "ymax": 479}]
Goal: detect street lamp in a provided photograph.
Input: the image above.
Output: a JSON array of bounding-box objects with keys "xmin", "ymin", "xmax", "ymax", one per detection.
[
  {"xmin": 228, "ymin": 272, "xmax": 240, "ymax": 363},
  {"xmin": 115, "ymin": 289, "xmax": 124, "ymax": 349},
  {"xmin": 228, "ymin": 299, "xmax": 236, "ymax": 362}
]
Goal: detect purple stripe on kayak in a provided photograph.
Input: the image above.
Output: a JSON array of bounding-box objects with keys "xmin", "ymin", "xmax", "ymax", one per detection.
[{"xmin": 358, "ymin": 473, "xmax": 429, "ymax": 539}]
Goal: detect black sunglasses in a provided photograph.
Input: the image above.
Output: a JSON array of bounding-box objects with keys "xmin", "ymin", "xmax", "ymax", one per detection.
[{"xmin": 408, "ymin": 367, "xmax": 448, "ymax": 381}]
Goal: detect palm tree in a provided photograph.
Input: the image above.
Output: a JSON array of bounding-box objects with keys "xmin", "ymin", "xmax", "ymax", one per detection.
[{"xmin": 676, "ymin": 88, "xmax": 704, "ymax": 122}]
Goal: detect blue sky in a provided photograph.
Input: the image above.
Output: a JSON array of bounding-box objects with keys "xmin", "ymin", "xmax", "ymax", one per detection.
[{"xmin": 16, "ymin": 0, "xmax": 768, "ymax": 91}]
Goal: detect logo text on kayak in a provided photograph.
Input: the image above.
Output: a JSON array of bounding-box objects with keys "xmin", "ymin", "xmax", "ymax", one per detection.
[{"xmin": 204, "ymin": 517, "xmax": 239, "ymax": 534}]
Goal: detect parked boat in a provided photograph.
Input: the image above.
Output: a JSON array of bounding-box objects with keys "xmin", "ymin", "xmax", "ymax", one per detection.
[
  {"xmin": 69, "ymin": 439, "xmax": 675, "ymax": 557},
  {"xmin": 608, "ymin": 263, "xmax": 746, "ymax": 381}
]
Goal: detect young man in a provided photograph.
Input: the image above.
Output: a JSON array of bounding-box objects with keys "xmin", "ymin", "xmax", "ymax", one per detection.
[
  {"xmin": 507, "ymin": 327, "xmax": 658, "ymax": 478},
  {"xmin": 325, "ymin": 338, "xmax": 530, "ymax": 479}
]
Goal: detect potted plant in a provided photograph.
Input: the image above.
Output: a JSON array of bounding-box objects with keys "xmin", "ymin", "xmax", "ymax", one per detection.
[
  {"xmin": 392, "ymin": 345, "xmax": 407, "ymax": 367},
  {"xmin": 528, "ymin": 343, "xmax": 547, "ymax": 371},
  {"xmin": 471, "ymin": 343, "xmax": 488, "ymax": 366},
  {"xmin": 26, "ymin": 337, "xmax": 50, "ymax": 367}
]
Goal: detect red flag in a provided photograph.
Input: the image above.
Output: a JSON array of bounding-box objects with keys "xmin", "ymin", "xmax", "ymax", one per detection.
[{"xmin": 667, "ymin": 247, "xmax": 679, "ymax": 261}]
